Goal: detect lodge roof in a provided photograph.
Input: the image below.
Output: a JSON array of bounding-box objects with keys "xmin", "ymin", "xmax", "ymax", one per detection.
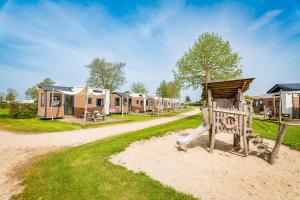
[
  {"xmin": 267, "ymin": 83, "xmax": 300, "ymax": 93},
  {"xmin": 111, "ymin": 92, "xmax": 129, "ymax": 97},
  {"xmin": 201, "ymin": 78, "xmax": 255, "ymax": 99},
  {"xmin": 39, "ymin": 85, "xmax": 72, "ymax": 91}
]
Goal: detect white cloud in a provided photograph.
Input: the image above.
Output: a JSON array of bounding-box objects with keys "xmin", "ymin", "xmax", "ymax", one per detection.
[
  {"xmin": 0, "ymin": 2, "xmax": 299, "ymax": 101},
  {"xmin": 249, "ymin": 9, "xmax": 282, "ymax": 31}
]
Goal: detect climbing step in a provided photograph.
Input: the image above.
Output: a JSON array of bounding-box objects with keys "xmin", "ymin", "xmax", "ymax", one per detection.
[{"xmin": 248, "ymin": 133, "xmax": 271, "ymax": 154}]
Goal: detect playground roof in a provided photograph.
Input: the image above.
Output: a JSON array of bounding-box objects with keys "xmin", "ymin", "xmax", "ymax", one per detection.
[{"xmin": 201, "ymin": 78, "xmax": 255, "ymax": 99}]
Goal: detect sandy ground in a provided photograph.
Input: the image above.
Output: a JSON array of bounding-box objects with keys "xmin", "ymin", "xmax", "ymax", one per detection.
[
  {"xmin": 111, "ymin": 129, "xmax": 300, "ymax": 200},
  {"xmin": 0, "ymin": 109, "xmax": 199, "ymax": 200}
]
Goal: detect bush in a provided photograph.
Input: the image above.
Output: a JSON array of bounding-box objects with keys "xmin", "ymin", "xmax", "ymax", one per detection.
[
  {"xmin": 8, "ymin": 102, "xmax": 38, "ymax": 119},
  {"xmin": 0, "ymin": 102, "xmax": 8, "ymax": 109}
]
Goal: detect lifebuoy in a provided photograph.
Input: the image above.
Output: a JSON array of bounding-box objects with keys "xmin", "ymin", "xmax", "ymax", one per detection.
[{"xmin": 222, "ymin": 114, "xmax": 238, "ymax": 129}]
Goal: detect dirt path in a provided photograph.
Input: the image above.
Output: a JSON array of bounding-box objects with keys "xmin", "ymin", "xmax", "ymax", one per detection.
[
  {"xmin": 111, "ymin": 130, "xmax": 300, "ymax": 200},
  {"xmin": 0, "ymin": 110, "xmax": 199, "ymax": 200}
]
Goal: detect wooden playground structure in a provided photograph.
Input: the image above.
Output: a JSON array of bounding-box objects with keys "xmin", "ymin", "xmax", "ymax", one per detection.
[{"xmin": 201, "ymin": 78, "xmax": 287, "ymax": 164}]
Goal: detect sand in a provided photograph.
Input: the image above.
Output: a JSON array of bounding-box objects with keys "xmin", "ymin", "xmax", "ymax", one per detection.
[
  {"xmin": 0, "ymin": 109, "xmax": 199, "ymax": 200},
  {"xmin": 111, "ymin": 129, "xmax": 300, "ymax": 200}
]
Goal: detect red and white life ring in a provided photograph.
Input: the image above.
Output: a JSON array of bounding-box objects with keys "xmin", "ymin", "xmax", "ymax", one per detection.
[{"xmin": 222, "ymin": 114, "xmax": 238, "ymax": 129}]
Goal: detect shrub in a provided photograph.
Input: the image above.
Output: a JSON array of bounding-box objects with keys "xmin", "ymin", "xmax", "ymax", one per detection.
[
  {"xmin": 8, "ymin": 102, "xmax": 38, "ymax": 119},
  {"xmin": 0, "ymin": 102, "xmax": 8, "ymax": 109}
]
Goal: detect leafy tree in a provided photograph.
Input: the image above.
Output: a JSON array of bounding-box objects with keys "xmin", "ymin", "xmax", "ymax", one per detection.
[
  {"xmin": 156, "ymin": 80, "xmax": 168, "ymax": 98},
  {"xmin": 36, "ymin": 78, "xmax": 55, "ymax": 87},
  {"xmin": 185, "ymin": 96, "xmax": 191, "ymax": 103},
  {"xmin": 166, "ymin": 80, "xmax": 181, "ymax": 98},
  {"xmin": 130, "ymin": 82, "xmax": 148, "ymax": 94},
  {"xmin": 174, "ymin": 32, "xmax": 242, "ymax": 89},
  {"xmin": 156, "ymin": 80, "xmax": 181, "ymax": 98},
  {"xmin": 86, "ymin": 57, "xmax": 126, "ymax": 91},
  {"xmin": 25, "ymin": 78, "xmax": 55, "ymax": 100},
  {"xmin": 0, "ymin": 92, "xmax": 5, "ymax": 102},
  {"xmin": 6, "ymin": 88, "xmax": 18, "ymax": 102}
]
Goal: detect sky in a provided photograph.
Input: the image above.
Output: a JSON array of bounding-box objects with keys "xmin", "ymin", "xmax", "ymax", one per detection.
[{"xmin": 0, "ymin": 0, "xmax": 300, "ymax": 101}]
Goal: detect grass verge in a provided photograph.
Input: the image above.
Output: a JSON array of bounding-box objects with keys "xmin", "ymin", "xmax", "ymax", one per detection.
[
  {"xmin": 0, "ymin": 107, "xmax": 195, "ymax": 133},
  {"xmin": 253, "ymin": 119, "xmax": 300, "ymax": 150},
  {"xmin": 12, "ymin": 115, "xmax": 201, "ymax": 200}
]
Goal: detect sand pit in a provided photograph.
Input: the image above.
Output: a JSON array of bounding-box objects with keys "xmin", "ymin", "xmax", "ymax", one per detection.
[{"xmin": 110, "ymin": 129, "xmax": 300, "ymax": 200}]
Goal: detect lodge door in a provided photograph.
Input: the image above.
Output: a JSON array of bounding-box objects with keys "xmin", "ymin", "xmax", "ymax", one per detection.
[{"xmin": 64, "ymin": 95, "xmax": 74, "ymax": 115}]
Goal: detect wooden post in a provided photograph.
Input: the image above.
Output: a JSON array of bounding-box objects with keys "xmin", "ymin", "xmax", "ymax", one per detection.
[
  {"xmin": 209, "ymin": 102, "xmax": 216, "ymax": 153},
  {"xmin": 234, "ymin": 88, "xmax": 242, "ymax": 148},
  {"xmin": 208, "ymin": 89, "xmax": 212, "ymax": 144},
  {"xmin": 273, "ymin": 94, "xmax": 276, "ymax": 116},
  {"xmin": 269, "ymin": 123, "xmax": 287, "ymax": 164},
  {"xmin": 243, "ymin": 114, "xmax": 249, "ymax": 156},
  {"xmin": 51, "ymin": 88, "xmax": 54, "ymax": 121},
  {"xmin": 279, "ymin": 90, "xmax": 282, "ymax": 123},
  {"xmin": 83, "ymin": 84, "xmax": 89, "ymax": 126},
  {"xmin": 121, "ymin": 97, "xmax": 124, "ymax": 118}
]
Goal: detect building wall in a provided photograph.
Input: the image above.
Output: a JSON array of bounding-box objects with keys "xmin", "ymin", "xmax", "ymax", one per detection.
[
  {"xmin": 293, "ymin": 95, "xmax": 300, "ymax": 118},
  {"xmin": 109, "ymin": 93, "xmax": 128, "ymax": 113},
  {"xmin": 131, "ymin": 96, "xmax": 146, "ymax": 113},
  {"xmin": 73, "ymin": 94, "xmax": 105, "ymax": 116},
  {"xmin": 37, "ymin": 89, "xmax": 65, "ymax": 118}
]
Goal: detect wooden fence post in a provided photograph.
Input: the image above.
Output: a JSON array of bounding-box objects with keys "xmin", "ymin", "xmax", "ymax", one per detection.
[
  {"xmin": 210, "ymin": 102, "xmax": 216, "ymax": 153},
  {"xmin": 269, "ymin": 123, "xmax": 287, "ymax": 164}
]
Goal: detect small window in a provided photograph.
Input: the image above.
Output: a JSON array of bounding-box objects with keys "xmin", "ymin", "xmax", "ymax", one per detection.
[
  {"xmin": 50, "ymin": 93, "xmax": 62, "ymax": 107},
  {"xmin": 115, "ymin": 97, "xmax": 120, "ymax": 106},
  {"xmin": 41, "ymin": 93, "xmax": 46, "ymax": 107},
  {"xmin": 97, "ymin": 98, "xmax": 103, "ymax": 106},
  {"xmin": 268, "ymin": 100, "xmax": 272, "ymax": 106},
  {"xmin": 140, "ymin": 100, "xmax": 144, "ymax": 106},
  {"xmin": 146, "ymin": 99, "xmax": 149, "ymax": 106},
  {"xmin": 136, "ymin": 100, "xmax": 139, "ymax": 104},
  {"xmin": 88, "ymin": 98, "xmax": 92, "ymax": 104},
  {"xmin": 275, "ymin": 101, "xmax": 280, "ymax": 107}
]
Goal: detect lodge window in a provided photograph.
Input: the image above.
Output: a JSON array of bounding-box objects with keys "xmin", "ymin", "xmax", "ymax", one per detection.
[
  {"xmin": 50, "ymin": 93, "xmax": 62, "ymax": 107},
  {"xmin": 136, "ymin": 100, "xmax": 139, "ymax": 104},
  {"xmin": 115, "ymin": 97, "xmax": 120, "ymax": 106},
  {"xmin": 140, "ymin": 100, "xmax": 144, "ymax": 106},
  {"xmin": 146, "ymin": 99, "xmax": 149, "ymax": 106},
  {"xmin": 275, "ymin": 101, "xmax": 280, "ymax": 107},
  {"xmin": 97, "ymin": 98, "xmax": 103, "ymax": 106},
  {"xmin": 88, "ymin": 98, "xmax": 92, "ymax": 104},
  {"xmin": 41, "ymin": 93, "xmax": 46, "ymax": 107}
]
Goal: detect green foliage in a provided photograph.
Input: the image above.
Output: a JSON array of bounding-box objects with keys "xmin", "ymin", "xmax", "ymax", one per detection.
[
  {"xmin": 25, "ymin": 78, "xmax": 55, "ymax": 101},
  {"xmin": 130, "ymin": 82, "xmax": 148, "ymax": 94},
  {"xmin": 6, "ymin": 88, "xmax": 18, "ymax": 101},
  {"xmin": 174, "ymin": 32, "xmax": 242, "ymax": 89},
  {"xmin": 0, "ymin": 102, "xmax": 8, "ymax": 109},
  {"xmin": 86, "ymin": 57, "xmax": 126, "ymax": 91},
  {"xmin": 8, "ymin": 103, "xmax": 38, "ymax": 119},
  {"xmin": 25, "ymin": 86, "xmax": 38, "ymax": 101},
  {"xmin": 0, "ymin": 92, "xmax": 5, "ymax": 102},
  {"xmin": 12, "ymin": 115, "xmax": 201, "ymax": 200},
  {"xmin": 156, "ymin": 80, "xmax": 181, "ymax": 98},
  {"xmin": 36, "ymin": 78, "xmax": 55, "ymax": 87}
]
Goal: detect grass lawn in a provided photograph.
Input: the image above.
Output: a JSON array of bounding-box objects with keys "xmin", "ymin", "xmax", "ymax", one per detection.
[
  {"xmin": 0, "ymin": 107, "xmax": 195, "ymax": 133},
  {"xmin": 253, "ymin": 119, "xmax": 300, "ymax": 150},
  {"xmin": 12, "ymin": 115, "xmax": 201, "ymax": 200}
]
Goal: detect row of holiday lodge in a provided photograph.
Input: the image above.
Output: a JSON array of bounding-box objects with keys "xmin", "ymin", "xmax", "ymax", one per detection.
[{"xmin": 37, "ymin": 85, "xmax": 180, "ymax": 119}]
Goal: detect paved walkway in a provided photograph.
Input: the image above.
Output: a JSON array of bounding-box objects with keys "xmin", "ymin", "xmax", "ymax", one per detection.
[{"xmin": 0, "ymin": 110, "xmax": 199, "ymax": 200}]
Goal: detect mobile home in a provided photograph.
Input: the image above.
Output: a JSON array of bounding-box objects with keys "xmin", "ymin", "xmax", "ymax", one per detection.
[
  {"xmin": 110, "ymin": 92, "xmax": 130, "ymax": 114},
  {"xmin": 130, "ymin": 93, "xmax": 147, "ymax": 113},
  {"xmin": 37, "ymin": 85, "xmax": 110, "ymax": 119}
]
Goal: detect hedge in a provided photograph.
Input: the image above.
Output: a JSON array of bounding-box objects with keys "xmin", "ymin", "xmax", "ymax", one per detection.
[
  {"xmin": 0, "ymin": 102, "xmax": 8, "ymax": 109},
  {"xmin": 8, "ymin": 102, "xmax": 38, "ymax": 119}
]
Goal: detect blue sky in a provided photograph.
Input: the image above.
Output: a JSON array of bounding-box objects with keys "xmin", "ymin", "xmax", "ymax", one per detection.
[{"xmin": 0, "ymin": 0, "xmax": 300, "ymax": 101}]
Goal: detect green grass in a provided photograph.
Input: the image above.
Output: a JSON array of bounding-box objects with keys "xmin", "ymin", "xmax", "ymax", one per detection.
[
  {"xmin": 0, "ymin": 107, "xmax": 195, "ymax": 133},
  {"xmin": 12, "ymin": 115, "xmax": 201, "ymax": 200},
  {"xmin": 253, "ymin": 119, "xmax": 300, "ymax": 150}
]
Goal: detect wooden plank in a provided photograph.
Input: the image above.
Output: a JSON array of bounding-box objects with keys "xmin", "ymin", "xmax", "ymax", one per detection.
[
  {"xmin": 269, "ymin": 123, "xmax": 287, "ymax": 164},
  {"xmin": 210, "ymin": 106, "xmax": 216, "ymax": 153}
]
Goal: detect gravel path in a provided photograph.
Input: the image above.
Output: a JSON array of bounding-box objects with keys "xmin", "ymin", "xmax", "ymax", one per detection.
[{"xmin": 0, "ymin": 109, "xmax": 199, "ymax": 200}]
